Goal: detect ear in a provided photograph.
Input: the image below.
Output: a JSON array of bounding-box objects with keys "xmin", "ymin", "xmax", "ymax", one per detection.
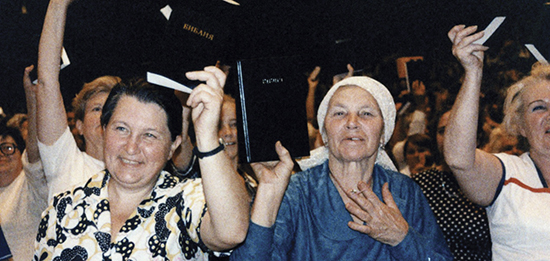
[
  {"xmin": 75, "ymin": 120, "xmax": 84, "ymax": 136},
  {"xmin": 168, "ymin": 135, "xmax": 183, "ymax": 160}
]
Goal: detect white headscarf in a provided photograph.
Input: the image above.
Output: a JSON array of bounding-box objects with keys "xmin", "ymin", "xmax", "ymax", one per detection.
[{"xmin": 298, "ymin": 76, "xmax": 397, "ymax": 171}]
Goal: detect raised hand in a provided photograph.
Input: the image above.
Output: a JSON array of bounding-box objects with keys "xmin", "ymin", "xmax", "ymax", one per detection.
[
  {"xmin": 185, "ymin": 66, "xmax": 226, "ymax": 148},
  {"xmin": 249, "ymin": 141, "xmax": 295, "ymax": 227},
  {"xmin": 345, "ymin": 182, "xmax": 409, "ymax": 246},
  {"xmin": 448, "ymin": 25, "xmax": 488, "ymax": 72}
]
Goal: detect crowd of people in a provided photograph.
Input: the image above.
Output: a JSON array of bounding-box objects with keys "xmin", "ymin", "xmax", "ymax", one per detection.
[{"xmin": 0, "ymin": 0, "xmax": 548, "ymax": 260}]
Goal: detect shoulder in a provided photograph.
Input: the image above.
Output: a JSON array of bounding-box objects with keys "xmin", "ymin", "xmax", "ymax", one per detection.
[{"xmin": 494, "ymin": 152, "xmax": 537, "ymax": 180}]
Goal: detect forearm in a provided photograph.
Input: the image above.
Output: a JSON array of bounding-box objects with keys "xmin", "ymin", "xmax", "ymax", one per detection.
[
  {"xmin": 306, "ymin": 83, "xmax": 317, "ymax": 122},
  {"xmin": 444, "ymin": 69, "xmax": 482, "ymax": 171},
  {"xmin": 24, "ymin": 68, "xmax": 40, "ymax": 163},
  {"xmin": 198, "ymin": 135, "xmax": 250, "ymax": 250},
  {"xmin": 171, "ymin": 106, "xmax": 193, "ymax": 171},
  {"xmin": 36, "ymin": 0, "xmax": 70, "ymax": 145},
  {"xmin": 250, "ymin": 183, "xmax": 287, "ymax": 227}
]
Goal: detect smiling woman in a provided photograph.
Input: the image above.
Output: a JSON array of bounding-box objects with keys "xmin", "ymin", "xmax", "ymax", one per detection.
[
  {"xmin": 231, "ymin": 76, "xmax": 452, "ymax": 260},
  {"xmin": 445, "ymin": 24, "xmax": 550, "ymax": 260},
  {"xmin": 35, "ymin": 74, "xmax": 250, "ymax": 260}
]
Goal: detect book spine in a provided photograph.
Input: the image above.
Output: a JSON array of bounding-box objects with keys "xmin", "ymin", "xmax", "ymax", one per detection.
[{"xmin": 236, "ymin": 61, "xmax": 252, "ymax": 162}]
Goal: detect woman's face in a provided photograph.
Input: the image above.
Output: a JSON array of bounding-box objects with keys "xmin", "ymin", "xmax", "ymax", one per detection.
[
  {"xmin": 519, "ymin": 81, "xmax": 550, "ymax": 156},
  {"xmin": 219, "ymin": 100, "xmax": 239, "ymax": 162},
  {"xmin": 324, "ymin": 86, "xmax": 384, "ymax": 163},
  {"xmin": 0, "ymin": 135, "xmax": 23, "ymax": 178},
  {"xmin": 103, "ymin": 96, "xmax": 180, "ymax": 190},
  {"xmin": 77, "ymin": 92, "xmax": 109, "ymax": 152},
  {"xmin": 405, "ymin": 141, "xmax": 433, "ymax": 174}
]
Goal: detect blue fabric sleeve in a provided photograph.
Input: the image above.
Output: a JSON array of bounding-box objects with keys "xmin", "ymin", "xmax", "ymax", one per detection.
[
  {"xmin": 230, "ymin": 222, "xmax": 274, "ymax": 260},
  {"xmin": 389, "ymin": 181, "xmax": 453, "ymax": 260},
  {"xmin": 0, "ymin": 226, "xmax": 12, "ymax": 261}
]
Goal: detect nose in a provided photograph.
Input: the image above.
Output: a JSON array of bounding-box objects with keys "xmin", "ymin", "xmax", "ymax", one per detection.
[
  {"xmin": 345, "ymin": 114, "xmax": 359, "ymax": 129},
  {"xmin": 124, "ymin": 135, "xmax": 140, "ymax": 155}
]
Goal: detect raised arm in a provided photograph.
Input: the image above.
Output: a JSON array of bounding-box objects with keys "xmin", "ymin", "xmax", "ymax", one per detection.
[
  {"xmin": 444, "ymin": 25, "xmax": 503, "ymax": 206},
  {"xmin": 171, "ymin": 92, "xmax": 194, "ymax": 172},
  {"xmin": 185, "ymin": 66, "xmax": 250, "ymax": 251},
  {"xmin": 36, "ymin": 0, "xmax": 72, "ymax": 145},
  {"xmin": 306, "ymin": 66, "xmax": 321, "ymax": 122},
  {"xmin": 23, "ymin": 65, "xmax": 40, "ymax": 163}
]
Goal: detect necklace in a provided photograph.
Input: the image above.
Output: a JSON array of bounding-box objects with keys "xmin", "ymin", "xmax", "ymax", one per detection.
[{"xmin": 329, "ymin": 169, "xmax": 363, "ymax": 194}]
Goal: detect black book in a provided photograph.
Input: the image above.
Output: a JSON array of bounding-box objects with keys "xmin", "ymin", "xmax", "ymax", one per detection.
[
  {"xmin": 235, "ymin": 56, "xmax": 311, "ymax": 163},
  {"xmin": 147, "ymin": 2, "xmax": 239, "ymax": 90}
]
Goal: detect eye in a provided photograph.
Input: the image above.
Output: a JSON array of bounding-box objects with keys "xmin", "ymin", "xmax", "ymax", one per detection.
[
  {"xmin": 332, "ymin": 111, "xmax": 345, "ymax": 117},
  {"xmin": 144, "ymin": 133, "xmax": 157, "ymax": 139},
  {"xmin": 91, "ymin": 105, "xmax": 102, "ymax": 112},
  {"xmin": 360, "ymin": 110, "xmax": 373, "ymax": 117},
  {"xmin": 532, "ymin": 105, "xmax": 547, "ymax": 112}
]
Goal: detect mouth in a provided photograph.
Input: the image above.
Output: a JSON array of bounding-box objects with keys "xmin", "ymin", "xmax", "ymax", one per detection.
[
  {"xmin": 224, "ymin": 141, "xmax": 237, "ymax": 146},
  {"xmin": 120, "ymin": 157, "xmax": 141, "ymax": 165}
]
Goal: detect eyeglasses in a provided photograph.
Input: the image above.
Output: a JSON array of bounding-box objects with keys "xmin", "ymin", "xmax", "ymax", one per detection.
[{"xmin": 0, "ymin": 143, "xmax": 17, "ymax": 156}]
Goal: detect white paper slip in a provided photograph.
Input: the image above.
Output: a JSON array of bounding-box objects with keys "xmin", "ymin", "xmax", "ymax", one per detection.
[
  {"xmin": 525, "ymin": 44, "xmax": 548, "ymax": 64},
  {"xmin": 60, "ymin": 47, "xmax": 70, "ymax": 69},
  {"xmin": 160, "ymin": 5, "xmax": 172, "ymax": 20},
  {"xmin": 474, "ymin": 16, "xmax": 506, "ymax": 45},
  {"xmin": 147, "ymin": 72, "xmax": 194, "ymax": 93}
]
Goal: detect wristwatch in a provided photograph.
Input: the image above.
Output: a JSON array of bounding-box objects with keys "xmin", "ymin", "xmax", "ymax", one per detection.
[{"xmin": 193, "ymin": 138, "xmax": 225, "ymax": 159}]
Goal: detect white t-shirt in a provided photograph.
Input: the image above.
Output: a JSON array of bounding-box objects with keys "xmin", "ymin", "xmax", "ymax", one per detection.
[
  {"xmin": 489, "ymin": 152, "xmax": 550, "ymax": 260},
  {"xmin": 0, "ymin": 155, "xmax": 47, "ymax": 261},
  {"xmin": 38, "ymin": 127, "xmax": 104, "ymax": 199}
]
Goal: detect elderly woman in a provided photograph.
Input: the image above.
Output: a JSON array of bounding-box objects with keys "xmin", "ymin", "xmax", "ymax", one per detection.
[
  {"xmin": 34, "ymin": 73, "xmax": 250, "ymax": 260},
  {"xmin": 446, "ymin": 25, "xmax": 550, "ymax": 260},
  {"xmin": 231, "ymin": 76, "xmax": 451, "ymax": 260}
]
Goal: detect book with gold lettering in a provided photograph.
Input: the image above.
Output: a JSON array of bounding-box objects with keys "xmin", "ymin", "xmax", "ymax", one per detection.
[
  {"xmin": 235, "ymin": 56, "xmax": 311, "ymax": 163},
  {"xmin": 148, "ymin": 2, "xmax": 238, "ymax": 90}
]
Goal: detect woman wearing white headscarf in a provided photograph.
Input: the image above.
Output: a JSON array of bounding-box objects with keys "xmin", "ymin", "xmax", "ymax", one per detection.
[{"xmin": 231, "ymin": 76, "xmax": 451, "ymax": 260}]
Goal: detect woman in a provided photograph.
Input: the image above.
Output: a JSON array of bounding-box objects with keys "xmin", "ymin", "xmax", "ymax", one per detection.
[
  {"xmin": 34, "ymin": 74, "xmax": 250, "ymax": 260},
  {"xmin": 0, "ymin": 123, "xmax": 48, "ymax": 261},
  {"xmin": 232, "ymin": 76, "xmax": 451, "ymax": 260},
  {"xmin": 401, "ymin": 133, "xmax": 436, "ymax": 176},
  {"xmin": 36, "ymin": 0, "xmax": 193, "ymax": 199},
  {"xmin": 445, "ymin": 25, "xmax": 550, "ymax": 259},
  {"xmin": 413, "ymin": 110, "xmax": 492, "ymax": 260},
  {"xmin": 218, "ymin": 95, "xmax": 257, "ymax": 195}
]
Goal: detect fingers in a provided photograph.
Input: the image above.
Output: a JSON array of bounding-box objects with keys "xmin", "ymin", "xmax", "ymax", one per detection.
[
  {"xmin": 309, "ymin": 66, "xmax": 321, "ymax": 82},
  {"xmin": 346, "ymin": 64, "xmax": 354, "ymax": 78},
  {"xmin": 447, "ymin": 24, "xmax": 465, "ymax": 42},
  {"xmin": 23, "ymin": 65, "xmax": 36, "ymax": 92},
  {"xmin": 381, "ymin": 183, "xmax": 399, "ymax": 210}
]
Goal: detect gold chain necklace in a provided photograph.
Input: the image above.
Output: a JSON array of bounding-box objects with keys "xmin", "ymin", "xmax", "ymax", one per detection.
[{"xmin": 329, "ymin": 169, "xmax": 362, "ymax": 194}]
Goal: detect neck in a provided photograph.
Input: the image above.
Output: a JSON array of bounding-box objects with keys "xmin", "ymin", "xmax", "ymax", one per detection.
[
  {"xmin": 328, "ymin": 157, "xmax": 375, "ymax": 193},
  {"xmin": 529, "ymin": 150, "xmax": 550, "ymax": 184},
  {"xmin": 86, "ymin": 143, "xmax": 104, "ymax": 161}
]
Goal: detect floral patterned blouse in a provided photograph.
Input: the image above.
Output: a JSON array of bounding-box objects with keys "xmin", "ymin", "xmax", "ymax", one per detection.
[{"xmin": 34, "ymin": 170, "xmax": 218, "ymax": 261}]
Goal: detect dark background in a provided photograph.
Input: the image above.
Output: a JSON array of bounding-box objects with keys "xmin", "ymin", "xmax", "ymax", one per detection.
[{"xmin": 1, "ymin": 0, "xmax": 549, "ymax": 114}]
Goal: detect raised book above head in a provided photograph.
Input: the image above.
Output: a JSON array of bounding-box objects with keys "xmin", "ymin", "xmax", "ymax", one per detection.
[
  {"xmin": 148, "ymin": 2, "xmax": 238, "ymax": 90},
  {"xmin": 235, "ymin": 55, "xmax": 311, "ymax": 163}
]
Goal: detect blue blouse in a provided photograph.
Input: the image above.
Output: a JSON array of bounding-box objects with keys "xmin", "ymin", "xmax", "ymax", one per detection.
[{"xmin": 231, "ymin": 161, "xmax": 452, "ymax": 260}]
